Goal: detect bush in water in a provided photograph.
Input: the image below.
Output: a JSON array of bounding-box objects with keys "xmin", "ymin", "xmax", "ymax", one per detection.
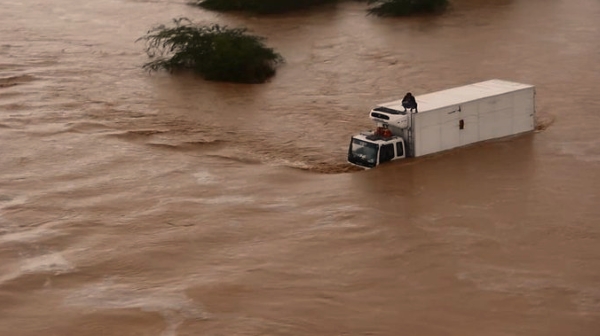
[
  {"xmin": 192, "ymin": 0, "xmax": 338, "ymax": 14},
  {"xmin": 367, "ymin": 0, "xmax": 449, "ymax": 17},
  {"xmin": 138, "ymin": 18, "xmax": 284, "ymax": 84}
]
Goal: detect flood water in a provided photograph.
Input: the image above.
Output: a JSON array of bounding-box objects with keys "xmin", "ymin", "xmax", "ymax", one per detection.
[{"xmin": 1, "ymin": 0, "xmax": 599, "ymax": 335}]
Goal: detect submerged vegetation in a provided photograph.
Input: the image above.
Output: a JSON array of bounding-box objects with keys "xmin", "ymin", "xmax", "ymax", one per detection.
[
  {"xmin": 192, "ymin": 0, "xmax": 449, "ymax": 16},
  {"xmin": 138, "ymin": 18, "xmax": 284, "ymax": 83},
  {"xmin": 192, "ymin": 0, "xmax": 338, "ymax": 14},
  {"xmin": 367, "ymin": 0, "xmax": 449, "ymax": 16}
]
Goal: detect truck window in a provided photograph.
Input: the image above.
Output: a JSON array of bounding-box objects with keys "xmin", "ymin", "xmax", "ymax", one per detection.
[
  {"xmin": 349, "ymin": 138, "xmax": 379, "ymax": 168},
  {"xmin": 396, "ymin": 141, "xmax": 404, "ymax": 157},
  {"xmin": 379, "ymin": 144, "xmax": 395, "ymax": 164}
]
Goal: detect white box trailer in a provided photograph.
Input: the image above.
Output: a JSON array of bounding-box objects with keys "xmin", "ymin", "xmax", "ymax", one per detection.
[{"xmin": 348, "ymin": 79, "xmax": 536, "ymax": 168}]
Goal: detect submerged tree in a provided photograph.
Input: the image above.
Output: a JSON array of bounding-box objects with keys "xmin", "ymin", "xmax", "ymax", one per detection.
[
  {"xmin": 192, "ymin": 0, "xmax": 338, "ymax": 14},
  {"xmin": 138, "ymin": 18, "xmax": 284, "ymax": 83},
  {"xmin": 367, "ymin": 0, "xmax": 449, "ymax": 17}
]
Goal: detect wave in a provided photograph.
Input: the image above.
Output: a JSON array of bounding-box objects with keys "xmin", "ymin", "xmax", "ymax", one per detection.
[
  {"xmin": 535, "ymin": 111, "xmax": 556, "ymax": 131},
  {"xmin": 112, "ymin": 129, "xmax": 168, "ymax": 138},
  {"xmin": 146, "ymin": 139, "xmax": 226, "ymax": 152},
  {"xmin": 63, "ymin": 122, "xmax": 113, "ymax": 134},
  {"xmin": 0, "ymin": 74, "xmax": 37, "ymax": 88},
  {"xmin": 104, "ymin": 129, "xmax": 170, "ymax": 144},
  {"xmin": 204, "ymin": 153, "xmax": 262, "ymax": 165},
  {"xmin": 295, "ymin": 162, "xmax": 364, "ymax": 174}
]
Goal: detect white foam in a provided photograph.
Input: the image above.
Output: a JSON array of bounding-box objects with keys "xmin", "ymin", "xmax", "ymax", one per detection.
[
  {"xmin": 199, "ymin": 195, "xmax": 253, "ymax": 205},
  {"xmin": 259, "ymin": 197, "xmax": 297, "ymax": 211},
  {"xmin": 0, "ymin": 226, "xmax": 58, "ymax": 244},
  {"xmin": 20, "ymin": 252, "xmax": 73, "ymax": 274},
  {"xmin": 305, "ymin": 204, "xmax": 367, "ymax": 229},
  {"xmin": 193, "ymin": 171, "xmax": 217, "ymax": 185},
  {"xmin": 65, "ymin": 280, "xmax": 206, "ymax": 336},
  {"xmin": 0, "ymin": 252, "xmax": 73, "ymax": 286}
]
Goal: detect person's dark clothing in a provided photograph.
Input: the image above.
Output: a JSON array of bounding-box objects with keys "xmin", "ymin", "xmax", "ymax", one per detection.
[{"xmin": 402, "ymin": 92, "xmax": 417, "ymax": 112}]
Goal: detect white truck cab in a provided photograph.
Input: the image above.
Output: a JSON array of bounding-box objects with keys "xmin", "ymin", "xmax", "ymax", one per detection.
[
  {"xmin": 348, "ymin": 106, "xmax": 410, "ymax": 169},
  {"xmin": 347, "ymin": 128, "xmax": 406, "ymax": 168}
]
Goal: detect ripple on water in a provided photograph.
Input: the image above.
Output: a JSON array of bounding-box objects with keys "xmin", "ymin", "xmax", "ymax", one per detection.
[
  {"xmin": 556, "ymin": 140, "xmax": 600, "ymax": 162},
  {"xmin": 456, "ymin": 263, "xmax": 600, "ymax": 313},
  {"xmin": 0, "ymin": 194, "xmax": 28, "ymax": 210},
  {"xmin": 0, "ymin": 226, "xmax": 60, "ymax": 244}
]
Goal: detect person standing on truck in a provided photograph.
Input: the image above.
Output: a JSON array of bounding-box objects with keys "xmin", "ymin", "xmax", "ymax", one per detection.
[{"xmin": 402, "ymin": 92, "xmax": 418, "ymax": 112}]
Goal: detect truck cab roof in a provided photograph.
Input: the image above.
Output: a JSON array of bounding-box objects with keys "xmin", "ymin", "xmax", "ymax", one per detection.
[{"xmin": 354, "ymin": 132, "xmax": 402, "ymax": 144}]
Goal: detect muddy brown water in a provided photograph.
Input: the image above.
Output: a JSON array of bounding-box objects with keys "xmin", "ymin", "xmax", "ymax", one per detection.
[{"xmin": 1, "ymin": 0, "xmax": 599, "ymax": 335}]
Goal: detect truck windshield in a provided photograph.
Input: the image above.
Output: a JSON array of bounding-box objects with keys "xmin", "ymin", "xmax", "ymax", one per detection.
[{"xmin": 348, "ymin": 138, "xmax": 379, "ymax": 168}]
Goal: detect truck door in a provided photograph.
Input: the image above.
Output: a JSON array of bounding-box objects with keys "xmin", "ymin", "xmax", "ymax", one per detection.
[
  {"xmin": 378, "ymin": 144, "xmax": 395, "ymax": 165},
  {"xmin": 395, "ymin": 140, "xmax": 405, "ymax": 159}
]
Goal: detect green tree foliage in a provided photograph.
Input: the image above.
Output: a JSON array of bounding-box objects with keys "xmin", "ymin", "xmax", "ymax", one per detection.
[
  {"xmin": 138, "ymin": 18, "xmax": 284, "ymax": 83},
  {"xmin": 367, "ymin": 0, "xmax": 449, "ymax": 17},
  {"xmin": 192, "ymin": 0, "xmax": 338, "ymax": 14}
]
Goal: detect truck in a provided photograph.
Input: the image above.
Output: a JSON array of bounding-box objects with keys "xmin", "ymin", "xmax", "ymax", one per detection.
[{"xmin": 347, "ymin": 79, "xmax": 536, "ymax": 169}]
